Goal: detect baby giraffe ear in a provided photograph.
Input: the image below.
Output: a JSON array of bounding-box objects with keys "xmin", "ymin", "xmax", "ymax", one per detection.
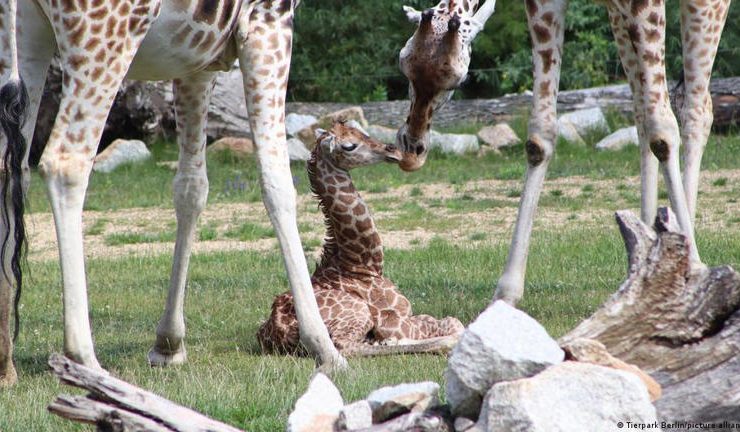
[
  {"xmin": 403, "ymin": 5, "xmax": 422, "ymax": 24},
  {"xmin": 314, "ymin": 128, "xmax": 328, "ymax": 140}
]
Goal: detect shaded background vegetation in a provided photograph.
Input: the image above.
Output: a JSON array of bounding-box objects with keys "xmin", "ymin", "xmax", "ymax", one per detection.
[{"xmin": 289, "ymin": 0, "xmax": 739, "ymax": 102}]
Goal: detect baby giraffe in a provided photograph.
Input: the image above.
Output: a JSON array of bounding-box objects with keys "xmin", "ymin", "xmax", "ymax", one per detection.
[{"xmin": 257, "ymin": 122, "xmax": 463, "ymax": 356}]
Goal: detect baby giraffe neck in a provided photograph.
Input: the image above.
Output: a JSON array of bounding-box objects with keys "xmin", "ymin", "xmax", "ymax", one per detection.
[{"xmin": 308, "ymin": 154, "xmax": 384, "ymax": 276}]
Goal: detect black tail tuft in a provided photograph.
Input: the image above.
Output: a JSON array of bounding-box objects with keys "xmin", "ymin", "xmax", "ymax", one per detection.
[{"xmin": 0, "ymin": 78, "xmax": 29, "ymax": 342}]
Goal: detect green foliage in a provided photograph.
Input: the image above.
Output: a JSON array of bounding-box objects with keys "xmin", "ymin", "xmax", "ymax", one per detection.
[{"xmin": 289, "ymin": 0, "xmax": 739, "ymax": 102}]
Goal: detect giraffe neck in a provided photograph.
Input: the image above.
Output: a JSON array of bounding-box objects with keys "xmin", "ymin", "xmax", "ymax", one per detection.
[{"xmin": 308, "ymin": 153, "xmax": 383, "ymax": 276}]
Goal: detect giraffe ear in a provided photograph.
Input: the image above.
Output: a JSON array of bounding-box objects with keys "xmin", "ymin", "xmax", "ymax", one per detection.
[
  {"xmin": 403, "ymin": 5, "xmax": 422, "ymax": 24},
  {"xmin": 314, "ymin": 128, "xmax": 328, "ymax": 140}
]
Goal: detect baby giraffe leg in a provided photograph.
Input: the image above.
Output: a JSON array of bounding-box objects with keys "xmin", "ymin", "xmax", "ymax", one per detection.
[{"xmin": 149, "ymin": 71, "xmax": 215, "ymax": 366}]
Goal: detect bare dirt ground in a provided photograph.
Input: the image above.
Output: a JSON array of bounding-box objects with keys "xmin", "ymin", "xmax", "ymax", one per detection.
[{"xmin": 25, "ymin": 169, "xmax": 740, "ymax": 263}]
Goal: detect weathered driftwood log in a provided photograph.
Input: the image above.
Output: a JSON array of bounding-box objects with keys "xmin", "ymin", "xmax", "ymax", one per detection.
[
  {"xmin": 47, "ymin": 354, "xmax": 243, "ymax": 432},
  {"xmin": 561, "ymin": 208, "xmax": 740, "ymax": 423}
]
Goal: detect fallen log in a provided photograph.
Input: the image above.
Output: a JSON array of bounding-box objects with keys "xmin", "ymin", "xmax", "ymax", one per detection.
[
  {"xmin": 561, "ymin": 208, "xmax": 740, "ymax": 424},
  {"xmin": 47, "ymin": 354, "xmax": 243, "ymax": 432}
]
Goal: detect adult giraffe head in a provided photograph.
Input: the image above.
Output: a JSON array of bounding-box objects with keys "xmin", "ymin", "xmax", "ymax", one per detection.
[{"xmin": 396, "ymin": 0, "xmax": 496, "ymax": 171}]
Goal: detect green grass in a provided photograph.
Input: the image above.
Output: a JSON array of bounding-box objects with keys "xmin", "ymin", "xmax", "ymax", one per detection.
[
  {"xmin": 3, "ymin": 226, "xmax": 738, "ymax": 431},
  {"xmin": 105, "ymin": 231, "xmax": 177, "ymax": 246},
  {"xmin": 223, "ymin": 222, "xmax": 275, "ymax": 241}
]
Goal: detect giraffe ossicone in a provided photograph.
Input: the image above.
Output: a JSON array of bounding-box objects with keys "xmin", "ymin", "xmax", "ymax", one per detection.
[
  {"xmin": 398, "ymin": 0, "xmax": 728, "ymax": 305},
  {"xmin": 257, "ymin": 122, "xmax": 464, "ymax": 356}
]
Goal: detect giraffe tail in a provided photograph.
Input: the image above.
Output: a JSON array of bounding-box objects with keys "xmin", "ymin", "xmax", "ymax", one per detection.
[
  {"xmin": 342, "ymin": 335, "xmax": 460, "ymax": 357},
  {"xmin": 0, "ymin": 0, "xmax": 29, "ymax": 342}
]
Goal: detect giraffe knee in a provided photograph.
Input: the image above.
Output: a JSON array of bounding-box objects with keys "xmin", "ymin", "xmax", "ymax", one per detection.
[
  {"xmin": 649, "ymin": 139, "xmax": 670, "ymax": 162},
  {"xmin": 38, "ymin": 151, "xmax": 92, "ymax": 188},
  {"xmin": 525, "ymin": 138, "xmax": 553, "ymax": 166},
  {"xmin": 173, "ymin": 173, "xmax": 209, "ymax": 215}
]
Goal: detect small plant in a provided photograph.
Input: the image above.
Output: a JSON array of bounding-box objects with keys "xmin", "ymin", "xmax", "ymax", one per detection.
[
  {"xmin": 550, "ymin": 189, "xmax": 564, "ymax": 197},
  {"xmin": 581, "ymin": 184, "xmax": 595, "ymax": 193},
  {"xmin": 505, "ymin": 189, "xmax": 521, "ymax": 198},
  {"xmin": 469, "ymin": 232, "xmax": 486, "ymax": 241},
  {"xmin": 712, "ymin": 177, "xmax": 728, "ymax": 187},
  {"xmin": 409, "ymin": 187, "xmax": 423, "ymax": 197},
  {"xmin": 85, "ymin": 218, "xmax": 109, "ymax": 236},
  {"xmin": 199, "ymin": 225, "xmax": 218, "ymax": 241}
]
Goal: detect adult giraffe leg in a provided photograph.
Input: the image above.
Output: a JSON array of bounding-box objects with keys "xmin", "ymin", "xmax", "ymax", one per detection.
[
  {"xmin": 494, "ymin": 0, "xmax": 567, "ymax": 305},
  {"xmin": 37, "ymin": 1, "xmax": 160, "ymax": 368},
  {"xmin": 605, "ymin": 7, "xmax": 658, "ymax": 225},
  {"xmin": 616, "ymin": 0, "xmax": 700, "ymax": 265},
  {"xmin": 0, "ymin": 0, "xmax": 54, "ymax": 387},
  {"xmin": 149, "ymin": 71, "xmax": 215, "ymax": 366},
  {"xmin": 679, "ymin": 0, "xmax": 730, "ymax": 223},
  {"xmin": 236, "ymin": 3, "xmax": 345, "ymax": 370}
]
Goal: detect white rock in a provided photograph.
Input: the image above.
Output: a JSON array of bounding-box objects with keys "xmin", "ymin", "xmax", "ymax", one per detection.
[
  {"xmin": 430, "ymin": 132, "xmax": 479, "ymax": 154},
  {"xmin": 344, "ymin": 119, "xmax": 368, "ymax": 136},
  {"xmin": 595, "ymin": 126, "xmax": 639, "ymax": 151},
  {"xmin": 557, "ymin": 120, "xmax": 585, "ymax": 144},
  {"xmin": 207, "ymin": 136, "xmax": 255, "ymax": 159},
  {"xmin": 454, "ymin": 417, "xmax": 476, "ymax": 432},
  {"xmin": 475, "ymin": 362, "xmax": 657, "ymax": 432},
  {"xmin": 477, "ymin": 124, "xmax": 521, "ymax": 149},
  {"xmin": 367, "ymin": 124, "xmax": 397, "ymax": 145},
  {"xmin": 558, "ymin": 107, "xmax": 610, "ymax": 137},
  {"xmin": 337, "ymin": 400, "xmax": 373, "ymax": 431},
  {"xmin": 93, "ymin": 139, "xmax": 151, "ymax": 173},
  {"xmin": 321, "ymin": 106, "xmax": 369, "ymax": 129},
  {"xmin": 287, "ymin": 138, "xmax": 311, "ymax": 161},
  {"xmin": 445, "ymin": 300, "xmax": 564, "ymax": 418},
  {"xmin": 366, "ymin": 381, "xmax": 440, "ymax": 423},
  {"xmin": 287, "ymin": 373, "xmax": 344, "ymax": 432},
  {"xmin": 286, "ymin": 113, "xmax": 318, "ymax": 136}
]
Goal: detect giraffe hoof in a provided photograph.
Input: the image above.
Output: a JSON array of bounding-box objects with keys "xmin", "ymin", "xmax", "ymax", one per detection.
[
  {"xmin": 148, "ymin": 346, "xmax": 187, "ymax": 367},
  {"xmin": 0, "ymin": 366, "xmax": 18, "ymax": 388}
]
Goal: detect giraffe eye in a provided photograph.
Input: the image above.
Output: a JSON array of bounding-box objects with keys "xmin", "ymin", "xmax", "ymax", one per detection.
[{"xmin": 341, "ymin": 143, "xmax": 358, "ymax": 152}]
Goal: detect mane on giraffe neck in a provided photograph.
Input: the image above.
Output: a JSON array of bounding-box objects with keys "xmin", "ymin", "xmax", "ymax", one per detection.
[{"xmin": 307, "ymin": 146, "xmax": 384, "ymax": 276}]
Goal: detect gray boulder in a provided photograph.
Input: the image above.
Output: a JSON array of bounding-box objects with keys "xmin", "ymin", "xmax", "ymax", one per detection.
[
  {"xmin": 287, "ymin": 138, "xmax": 311, "ymax": 161},
  {"xmin": 366, "ymin": 381, "xmax": 440, "ymax": 423},
  {"xmin": 473, "ymin": 362, "xmax": 657, "ymax": 432},
  {"xmin": 287, "ymin": 373, "xmax": 344, "ymax": 432},
  {"xmin": 595, "ymin": 126, "xmax": 639, "ymax": 151},
  {"xmin": 445, "ymin": 301, "xmax": 564, "ymax": 418},
  {"xmin": 285, "ymin": 113, "xmax": 318, "ymax": 137},
  {"xmin": 477, "ymin": 124, "xmax": 521, "ymax": 150},
  {"xmin": 430, "ymin": 132, "xmax": 480, "ymax": 154},
  {"xmin": 93, "ymin": 139, "xmax": 151, "ymax": 173},
  {"xmin": 366, "ymin": 124, "xmax": 397, "ymax": 145},
  {"xmin": 337, "ymin": 400, "xmax": 373, "ymax": 431},
  {"xmin": 559, "ymin": 107, "xmax": 610, "ymax": 137}
]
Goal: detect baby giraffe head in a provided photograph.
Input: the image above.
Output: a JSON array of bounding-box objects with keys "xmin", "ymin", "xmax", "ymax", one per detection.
[
  {"xmin": 314, "ymin": 122, "xmax": 403, "ymax": 170},
  {"xmin": 396, "ymin": 0, "xmax": 497, "ymax": 171}
]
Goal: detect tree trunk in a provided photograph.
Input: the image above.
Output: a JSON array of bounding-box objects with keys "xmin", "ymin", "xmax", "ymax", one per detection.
[
  {"xmin": 47, "ymin": 354, "xmax": 243, "ymax": 432},
  {"xmin": 561, "ymin": 208, "xmax": 740, "ymax": 424}
]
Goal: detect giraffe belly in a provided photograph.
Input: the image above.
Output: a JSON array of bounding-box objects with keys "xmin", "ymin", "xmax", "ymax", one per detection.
[{"xmin": 126, "ymin": 1, "xmax": 239, "ymax": 81}]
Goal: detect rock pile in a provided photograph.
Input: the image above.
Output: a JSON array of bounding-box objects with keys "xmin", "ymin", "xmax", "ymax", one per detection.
[{"xmin": 288, "ymin": 300, "xmax": 660, "ymax": 432}]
